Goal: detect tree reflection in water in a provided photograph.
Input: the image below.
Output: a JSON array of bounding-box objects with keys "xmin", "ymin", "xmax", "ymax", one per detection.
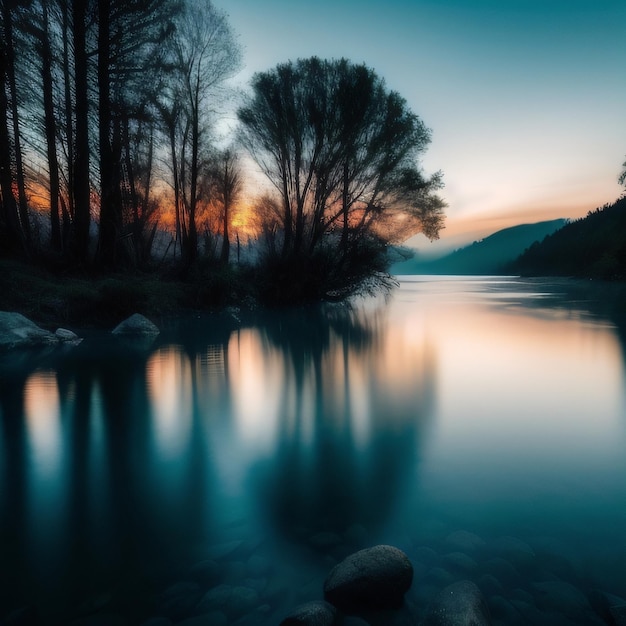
[{"xmin": 250, "ymin": 303, "xmax": 436, "ymax": 546}]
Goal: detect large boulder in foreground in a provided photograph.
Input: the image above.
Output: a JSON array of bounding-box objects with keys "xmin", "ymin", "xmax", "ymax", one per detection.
[
  {"xmin": 422, "ymin": 580, "xmax": 491, "ymax": 626},
  {"xmin": 0, "ymin": 311, "xmax": 58, "ymax": 349},
  {"xmin": 112, "ymin": 313, "xmax": 159, "ymax": 336},
  {"xmin": 323, "ymin": 545, "xmax": 413, "ymax": 611}
]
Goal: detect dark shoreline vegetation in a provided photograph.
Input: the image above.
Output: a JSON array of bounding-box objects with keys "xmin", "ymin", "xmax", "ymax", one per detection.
[{"xmin": 0, "ymin": 240, "xmax": 395, "ymax": 332}]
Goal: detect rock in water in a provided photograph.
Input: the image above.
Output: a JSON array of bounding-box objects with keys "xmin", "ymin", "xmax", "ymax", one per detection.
[
  {"xmin": 280, "ymin": 600, "xmax": 337, "ymax": 625},
  {"xmin": 323, "ymin": 544, "xmax": 413, "ymax": 611},
  {"xmin": 422, "ymin": 580, "xmax": 492, "ymax": 626},
  {"xmin": 532, "ymin": 580, "xmax": 592, "ymax": 616},
  {"xmin": 611, "ymin": 605, "xmax": 626, "ymax": 626},
  {"xmin": 0, "ymin": 311, "xmax": 58, "ymax": 349},
  {"xmin": 55, "ymin": 328, "xmax": 82, "ymax": 343},
  {"xmin": 111, "ymin": 313, "xmax": 159, "ymax": 335}
]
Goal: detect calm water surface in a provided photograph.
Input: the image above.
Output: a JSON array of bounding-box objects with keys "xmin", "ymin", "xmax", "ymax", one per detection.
[{"xmin": 1, "ymin": 276, "xmax": 625, "ymax": 623}]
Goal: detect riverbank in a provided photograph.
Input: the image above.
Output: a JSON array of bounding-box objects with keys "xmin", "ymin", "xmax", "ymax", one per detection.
[
  {"xmin": 0, "ymin": 253, "xmax": 395, "ymax": 334},
  {"xmin": 0, "ymin": 258, "xmax": 253, "ymax": 333}
]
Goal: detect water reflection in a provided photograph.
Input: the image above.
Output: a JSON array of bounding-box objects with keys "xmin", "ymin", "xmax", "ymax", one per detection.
[
  {"xmin": 24, "ymin": 372, "xmax": 62, "ymax": 477},
  {"xmin": 247, "ymin": 305, "xmax": 435, "ymax": 542},
  {"xmin": 147, "ymin": 348, "xmax": 193, "ymax": 459},
  {"xmin": 1, "ymin": 278, "xmax": 626, "ymax": 622}
]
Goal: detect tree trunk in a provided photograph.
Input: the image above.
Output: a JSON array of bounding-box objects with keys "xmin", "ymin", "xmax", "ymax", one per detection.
[
  {"xmin": 122, "ymin": 115, "xmax": 140, "ymax": 265},
  {"xmin": 220, "ymin": 183, "xmax": 230, "ymax": 264},
  {"xmin": 2, "ymin": 2, "xmax": 30, "ymax": 244},
  {"xmin": 280, "ymin": 160, "xmax": 292, "ymax": 257},
  {"xmin": 61, "ymin": 0, "xmax": 74, "ymax": 231},
  {"xmin": 96, "ymin": 0, "xmax": 114, "ymax": 266},
  {"xmin": 168, "ymin": 122, "xmax": 182, "ymax": 258},
  {"xmin": 41, "ymin": 0, "xmax": 62, "ymax": 251},
  {"xmin": 187, "ymin": 74, "xmax": 200, "ymax": 265},
  {"xmin": 340, "ymin": 161, "xmax": 350, "ymax": 255},
  {"xmin": 72, "ymin": 0, "xmax": 91, "ymax": 263},
  {"xmin": 0, "ymin": 72, "xmax": 23, "ymax": 253}
]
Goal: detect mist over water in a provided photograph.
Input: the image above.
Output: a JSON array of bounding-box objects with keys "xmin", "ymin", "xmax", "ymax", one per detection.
[{"xmin": 1, "ymin": 277, "xmax": 625, "ymax": 623}]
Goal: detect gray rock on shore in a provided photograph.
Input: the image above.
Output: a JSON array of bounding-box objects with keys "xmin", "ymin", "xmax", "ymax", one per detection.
[
  {"xmin": 323, "ymin": 544, "xmax": 414, "ymax": 611},
  {"xmin": 111, "ymin": 313, "xmax": 159, "ymax": 335},
  {"xmin": 0, "ymin": 311, "xmax": 58, "ymax": 349}
]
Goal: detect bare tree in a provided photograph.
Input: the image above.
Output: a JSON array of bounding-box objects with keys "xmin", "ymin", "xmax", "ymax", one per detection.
[
  {"xmin": 0, "ymin": 50, "xmax": 23, "ymax": 253},
  {"xmin": 95, "ymin": 0, "xmax": 179, "ymax": 268},
  {"xmin": 1, "ymin": 0, "xmax": 30, "ymax": 244},
  {"xmin": 159, "ymin": 0, "xmax": 241, "ymax": 266},
  {"xmin": 0, "ymin": 0, "xmax": 31, "ymax": 253},
  {"xmin": 210, "ymin": 148, "xmax": 242, "ymax": 264},
  {"xmin": 71, "ymin": 0, "xmax": 93, "ymax": 263},
  {"xmin": 22, "ymin": 0, "xmax": 64, "ymax": 251}
]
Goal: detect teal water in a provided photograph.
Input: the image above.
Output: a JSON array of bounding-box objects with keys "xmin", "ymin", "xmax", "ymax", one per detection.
[{"xmin": 1, "ymin": 276, "xmax": 625, "ymax": 624}]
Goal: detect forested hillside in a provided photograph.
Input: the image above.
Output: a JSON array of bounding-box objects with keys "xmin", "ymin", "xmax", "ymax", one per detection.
[
  {"xmin": 510, "ymin": 197, "xmax": 626, "ymax": 279},
  {"xmin": 392, "ymin": 219, "xmax": 566, "ymax": 275}
]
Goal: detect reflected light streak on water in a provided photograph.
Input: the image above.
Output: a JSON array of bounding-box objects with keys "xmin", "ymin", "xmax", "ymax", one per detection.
[
  {"xmin": 147, "ymin": 347, "xmax": 193, "ymax": 460},
  {"xmin": 24, "ymin": 372, "xmax": 62, "ymax": 478}
]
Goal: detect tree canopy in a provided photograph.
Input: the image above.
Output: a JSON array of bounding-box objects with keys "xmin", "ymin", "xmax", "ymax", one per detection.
[{"xmin": 238, "ymin": 57, "xmax": 445, "ymax": 271}]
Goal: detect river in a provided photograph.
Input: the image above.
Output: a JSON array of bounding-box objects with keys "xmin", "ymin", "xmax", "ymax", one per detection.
[{"xmin": 1, "ymin": 276, "xmax": 625, "ymax": 624}]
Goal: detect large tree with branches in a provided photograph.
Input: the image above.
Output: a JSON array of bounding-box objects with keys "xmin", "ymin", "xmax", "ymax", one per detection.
[{"xmin": 238, "ymin": 57, "xmax": 445, "ymax": 299}]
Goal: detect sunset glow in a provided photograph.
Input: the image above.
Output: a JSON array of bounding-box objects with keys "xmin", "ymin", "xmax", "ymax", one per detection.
[{"xmin": 225, "ymin": 0, "xmax": 626, "ymax": 247}]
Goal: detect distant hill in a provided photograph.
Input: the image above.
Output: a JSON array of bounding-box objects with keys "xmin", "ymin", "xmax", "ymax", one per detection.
[
  {"xmin": 391, "ymin": 218, "xmax": 568, "ymax": 275},
  {"xmin": 510, "ymin": 196, "xmax": 626, "ymax": 279}
]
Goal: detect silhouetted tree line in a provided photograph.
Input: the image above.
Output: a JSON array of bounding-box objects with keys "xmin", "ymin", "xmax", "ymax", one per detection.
[
  {"xmin": 510, "ymin": 196, "xmax": 626, "ymax": 280},
  {"xmin": 0, "ymin": 0, "xmax": 445, "ymax": 304}
]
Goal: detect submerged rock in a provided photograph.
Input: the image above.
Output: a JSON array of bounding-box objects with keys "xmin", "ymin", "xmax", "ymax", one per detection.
[
  {"xmin": 55, "ymin": 327, "xmax": 82, "ymax": 344},
  {"xmin": 444, "ymin": 530, "xmax": 486, "ymax": 554},
  {"xmin": 442, "ymin": 551, "xmax": 479, "ymax": 574},
  {"xmin": 111, "ymin": 313, "xmax": 159, "ymax": 335},
  {"xmin": 490, "ymin": 536, "xmax": 535, "ymax": 568},
  {"xmin": 323, "ymin": 544, "xmax": 413, "ymax": 611},
  {"xmin": 532, "ymin": 580, "xmax": 592, "ymax": 616},
  {"xmin": 279, "ymin": 600, "xmax": 337, "ymax": 625},
  {"xmin": 591, "ymin": 592, "xmax": 626, "ymax": 626},
  {"xmin": 611, "ymin": 605, "xmax": 626, "ymax": 626},
  {"xmin": 177, "ymin": 614, "xmax": 226, "ymax": 626},
  {"xmin": 422, "ymin": 580, "xmax": 492, "ymax": 626},
  {"xmin": 2, "ymin": 606, "xmax": 39, "ymax": 626},
  {"xmin": 0, "ymin": 311, "xmax": 58, "ymax": 349},
  {"xmin": 196, "ymin": 584, "xmax": 259, "ymax": 617}
]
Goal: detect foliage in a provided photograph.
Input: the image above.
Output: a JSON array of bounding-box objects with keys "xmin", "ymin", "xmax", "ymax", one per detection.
[
  {"xmin": 510, "ymin": 196, "xmax": 626, "ymax": 280},
  {"xmin": 238, "ymin": 57, "xmax": 445, "ymax": 301},
  {"xmin": 251, "ymin": 234, "xmax": 393, "ymax": 306},
  {"xmin": 238, "ymin": 58, "xmax": 445, "ymax": 249},
  {"xmin": 1, "ymin": 6, "xmax": 447, "ymax": 309}
]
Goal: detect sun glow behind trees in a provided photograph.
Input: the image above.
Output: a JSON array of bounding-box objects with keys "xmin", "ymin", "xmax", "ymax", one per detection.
[
  {"xmin": 1, "ymin": 0, "xmax": 445, "ymax": 302},
  {"xmin": 0, "ymin": 0, "xmax": 244, "ymax": 265}
]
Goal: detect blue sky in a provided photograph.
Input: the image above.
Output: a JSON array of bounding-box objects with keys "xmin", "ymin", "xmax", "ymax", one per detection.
[{"xmin": 221, "ymin": 0, "xmax": 626, "ymax": 251}]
